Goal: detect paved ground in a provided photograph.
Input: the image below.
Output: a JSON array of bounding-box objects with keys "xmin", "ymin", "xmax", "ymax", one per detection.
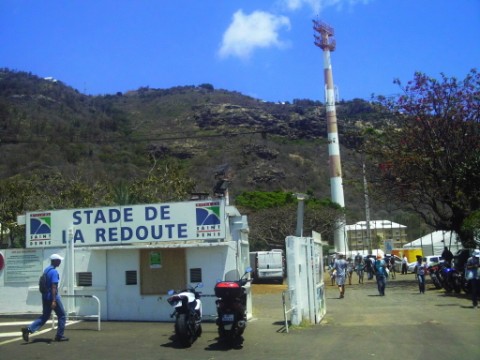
[{"xmin": 1, "ymin": 272, "xmax": 478, "ymax": 360}]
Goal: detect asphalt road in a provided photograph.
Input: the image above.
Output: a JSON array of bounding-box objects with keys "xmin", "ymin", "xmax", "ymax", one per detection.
[{"xmin": 1, "ymin": 273, "xmax": 478, "ymax": 360}]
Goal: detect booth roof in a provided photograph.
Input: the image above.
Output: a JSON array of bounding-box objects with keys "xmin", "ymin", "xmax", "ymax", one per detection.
[{"xmin": 87, "ymin": 240, "xmax": 230, "ymax": 251}]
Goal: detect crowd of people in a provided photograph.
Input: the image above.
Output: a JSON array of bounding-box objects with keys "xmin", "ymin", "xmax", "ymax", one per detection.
[
  {"xmin": 328, "ymin": 249, "xmax": 480, "ymax": 307},
  {"xmin": 329, "ymin": 252, "xmax": 395, "ymax": 298}
]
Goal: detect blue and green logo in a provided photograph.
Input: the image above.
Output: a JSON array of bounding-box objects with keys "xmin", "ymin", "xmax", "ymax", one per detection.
[
  {"xmin": 196, "ymin": 202, "xmax": 221, "ymax": 226},
  {"xmin": 30, "ymin": 213, "xmax": 52, "ymax": 240}
]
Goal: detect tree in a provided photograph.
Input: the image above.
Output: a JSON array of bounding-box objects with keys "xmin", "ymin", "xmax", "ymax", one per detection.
[
  {"xmin": 364, "ymin": 69, "xmax": 480, "ymax": 247},
  {"xmin": 462, "ymin": 210, "xmax": 480, "ymax": 247},
  {"xmin": 236, "ymin": 192, "xmax": 344, "ymax": 251},
  {"xmin": 0, "ymin": 176, "xmax": 36, "ymax": 247}
]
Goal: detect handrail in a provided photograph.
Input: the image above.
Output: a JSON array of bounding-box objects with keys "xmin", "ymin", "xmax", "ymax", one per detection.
[
  {"xmin": 282, "ymin": 289, "xmax": 295, "ymax": 333},
  {"xmin": 51, "ymin": 294, "xmax": 101, "ymax": 331}
]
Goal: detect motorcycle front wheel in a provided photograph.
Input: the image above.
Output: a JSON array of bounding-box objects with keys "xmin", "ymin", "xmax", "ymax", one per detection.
[{"xmin": 431, "ymin": 275, "xmax": 442, "ymax": 289}]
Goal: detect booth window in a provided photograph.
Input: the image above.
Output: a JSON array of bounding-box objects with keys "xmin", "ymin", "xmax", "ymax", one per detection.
[
  {"xmin": 125, "ymin": 271, "xmax": 137, "ymax": 285},
  {"xmin": 76, "ymin": 272, "xmax": 92, "ymax": 286},
  {"xmin": 190, "ymin": 268, "xmax": 202, "ymax": 283}
]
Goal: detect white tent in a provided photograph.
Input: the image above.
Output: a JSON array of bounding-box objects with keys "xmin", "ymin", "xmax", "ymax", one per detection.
[
  {"xmin": 345, "ymin": 249, "xmax": 384, "ymax": 259},
  {"xmin": 403, "ymin": 231, "xmax": 463, "ymax": 256}
]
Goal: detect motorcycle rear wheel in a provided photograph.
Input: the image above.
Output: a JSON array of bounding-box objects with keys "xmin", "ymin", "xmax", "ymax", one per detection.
[
  {"xmin": 453, "ymin": 277, "xmax": 462, "ymax": 294},
  {"xmin": 175, "ymin": 313, "xmax": 195, "ymax": 347}
]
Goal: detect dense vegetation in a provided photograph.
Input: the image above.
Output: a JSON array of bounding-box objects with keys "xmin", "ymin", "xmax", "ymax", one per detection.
[{"xmin": 0, "ymin": 69, "xmax": 446, "ymax": 248}]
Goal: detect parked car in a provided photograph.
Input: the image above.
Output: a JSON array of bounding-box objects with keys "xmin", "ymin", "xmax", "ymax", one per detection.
[
  {"xmin": 407, "ymin": 256, "xmax": 444, "ymax": 273},
  {"xmin": 384, "ymin": 254, "xmax": 402, "ymax": 273},
  {"xmin": 407, "ymin": 262, "xmax": 417, "ymax": 273},
  {"xmin": 423, "ymin": 255, "xmax": 444, "ymax": 267}
]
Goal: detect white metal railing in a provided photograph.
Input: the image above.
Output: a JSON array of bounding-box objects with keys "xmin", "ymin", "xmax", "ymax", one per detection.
[
  {"xmin": 51, "ymin": 295, "xmax": 101, "ymax": 331},
  {"xmin": 282, "ymin": 289, "xmax": 295, "ymax": 333}
]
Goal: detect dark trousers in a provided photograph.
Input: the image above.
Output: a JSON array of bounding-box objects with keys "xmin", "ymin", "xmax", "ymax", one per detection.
[
  {"xmin": 471, "ymin": 278, "xmax": 479, "ymax": 307},
  {"xmin": 29, "ymin": 296, "xmax": 66, "ymax": 337},
  {"xmin": 417, "ymin": 274, "xmax": 425, "ymax": 293},
  {"xmin": 376, "ymin": 275, "xmax": 386, "ymax": 295}
]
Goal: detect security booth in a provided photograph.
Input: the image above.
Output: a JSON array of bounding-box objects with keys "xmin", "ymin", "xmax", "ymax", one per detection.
[{"xmin": 2, "ymin": 199, "xmax": 251, "ymax": 321}]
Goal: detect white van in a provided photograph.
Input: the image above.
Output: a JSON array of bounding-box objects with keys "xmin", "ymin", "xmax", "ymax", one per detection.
[
  {"xmin": 249, "ymin": 250, "xmax": 285, "ymax": 283},
  {"xmin": 423, "ymin": 255, "xmax": 443, "ymax": 267}
]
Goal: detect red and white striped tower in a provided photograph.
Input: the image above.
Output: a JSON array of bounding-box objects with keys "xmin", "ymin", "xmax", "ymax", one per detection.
[{"xmin": 313, "ymin": 20, "xmax": 348, "ymax": 254}]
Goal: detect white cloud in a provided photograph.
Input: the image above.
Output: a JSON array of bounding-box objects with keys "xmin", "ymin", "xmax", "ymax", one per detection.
[
  {"xmin": 283, "ymin": 0, "xmax": 321, "ymax": 13},
  {"xmin": 282, "ymin": 0, "xmax": 372, "ymax": 14},
  {"xmin": 218, "ymin": 10, "xmax": 291, "ymax": 60}
]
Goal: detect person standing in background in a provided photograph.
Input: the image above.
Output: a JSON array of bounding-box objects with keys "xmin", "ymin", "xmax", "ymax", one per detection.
[
  {"xmin": 414, "ymin": 255, "xmax": 427, "ymax": 294},
  {"xmin": 401, "ymin": 255, "xmax": 409, "ymax": 275},
  {"xmin": 442, "ymin": 247, "xmax": 454, "ymax": 266}
]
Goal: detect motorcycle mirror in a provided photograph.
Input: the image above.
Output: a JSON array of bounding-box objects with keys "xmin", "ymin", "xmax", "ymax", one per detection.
[
  {"xmin": 245, "ymin": 266, "xmax": 253, "ymax": 273},
  {"xmin": 167, "ymin": 289, "xmax": 174, "ymax": 295},
  {"xmin": 197, "ymin": 283, "xmax": 204, "ymax": 288}
]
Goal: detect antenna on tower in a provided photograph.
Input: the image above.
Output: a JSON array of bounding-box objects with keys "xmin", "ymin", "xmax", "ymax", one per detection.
[{"xmin": 313, "ymin": 20, "xmax": 336, "ymax": 51}]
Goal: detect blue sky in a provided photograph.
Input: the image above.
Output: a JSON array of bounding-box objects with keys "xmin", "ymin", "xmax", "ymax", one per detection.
[{"xmin": 1, "ymin": 0, "xmax": 479, "ymax": 102}]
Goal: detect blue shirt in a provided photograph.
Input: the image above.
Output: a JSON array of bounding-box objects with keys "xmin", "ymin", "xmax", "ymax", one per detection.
[
  {"xmin": 333, "ymin": 259, "xmax": 347, "ymax": 277},
  {"xmin": 43, "ymin": 265, "xmax": 60, "ymax": 301},
  {"xmin": 374, "ymin": 259, "xmax": 387, "ymax": 277},
  {"xmin": 415, "ymin": 261, "xmax": 427, "ymax": 276}
]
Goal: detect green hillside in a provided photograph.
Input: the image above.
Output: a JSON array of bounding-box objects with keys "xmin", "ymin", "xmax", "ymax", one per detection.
[{"xmin": 0, "ymin": 69, "xmax": 428, "ymax": 247}]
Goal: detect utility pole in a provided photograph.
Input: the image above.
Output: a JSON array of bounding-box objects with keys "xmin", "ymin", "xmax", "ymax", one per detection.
[
  {"xmin": 363, "ymin": 162, "xmax": 372, "ymax": 254},
  {"xmin": 313, "ymin": 20, "xmax": 348, "ymax": 254}
]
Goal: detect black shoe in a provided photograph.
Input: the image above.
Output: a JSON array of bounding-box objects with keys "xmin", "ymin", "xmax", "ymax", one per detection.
[
  {"xmin": 21, "ymin": 327, "xmax": 30, "ymax": 342},
  {"xmin": 55, "ymin": 336, "xmax": 69, "ymax": 342}
]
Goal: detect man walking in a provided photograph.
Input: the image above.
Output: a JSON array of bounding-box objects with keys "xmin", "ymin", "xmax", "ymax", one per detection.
[
  {"xmin": 466, "ymin": 249, "xmax": 480, "ymax": 308},
  {"xmin": 374, "ymin": 255, "xmax": 388, "ymax": 296},
  {"xmin": 333, "ymin": 253, "xmax": 347, "ymax": 299},
  {"xmin": 22, "ymin": 254, "xmax": 69, "ymax": 342}
]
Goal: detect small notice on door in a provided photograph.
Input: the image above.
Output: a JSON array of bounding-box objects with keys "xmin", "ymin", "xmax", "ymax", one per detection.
[{"xmin": 150, "ymin": 252, "xmax": 162, "ymax": 269}]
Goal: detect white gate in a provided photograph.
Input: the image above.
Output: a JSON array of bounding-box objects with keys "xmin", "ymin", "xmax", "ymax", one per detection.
[{"xmin": 285, "ymin": 235, "xmax": 326, "ymax": 326}]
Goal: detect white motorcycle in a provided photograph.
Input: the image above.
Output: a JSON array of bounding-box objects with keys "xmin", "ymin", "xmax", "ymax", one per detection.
[{"xmin": 167, "ymin": 283, "xmax": 203, "ymax": 347}]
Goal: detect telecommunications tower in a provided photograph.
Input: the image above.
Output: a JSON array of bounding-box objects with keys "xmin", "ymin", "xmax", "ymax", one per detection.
[{"xmin": 313, "ymin": 20, "xmax": 348, "ymax": 254}]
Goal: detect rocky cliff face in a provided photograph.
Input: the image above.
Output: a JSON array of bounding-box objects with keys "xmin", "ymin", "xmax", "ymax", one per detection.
[{"xmin": 192, "ymin": 103, "xmax": 328, "ymax": 139}]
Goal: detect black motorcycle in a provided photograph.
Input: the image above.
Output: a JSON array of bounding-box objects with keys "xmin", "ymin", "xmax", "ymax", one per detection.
[
  {"xmin": 437, "ymin": 262, "xmax": 462, "ymax": 293},
  {"xmin": 167, "ymin": 283, "xmax": 203, "ymax": 347},
  {"xmin": 428, "ymin": 263, "xmax": 442, "ymax": 289},
  {"xmin": 214, "ymin": 267, "xmax": 252, "ymax": 347}
]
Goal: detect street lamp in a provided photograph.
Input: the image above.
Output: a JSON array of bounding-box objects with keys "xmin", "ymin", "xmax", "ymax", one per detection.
[{"xmin": 295, "ymin": 193, "xmax": 307, "ymax": 237}]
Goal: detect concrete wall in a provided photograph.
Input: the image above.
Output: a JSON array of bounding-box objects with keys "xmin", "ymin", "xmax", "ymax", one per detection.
[{"xmin": 0, "ymin": 245, "xmax": 251, "ymax": 322}]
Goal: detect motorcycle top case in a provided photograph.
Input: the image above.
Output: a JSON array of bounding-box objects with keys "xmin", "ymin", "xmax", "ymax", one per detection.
[{"xmin": 215, "ymin": 281, "xmax": 244, "ymax": 298}]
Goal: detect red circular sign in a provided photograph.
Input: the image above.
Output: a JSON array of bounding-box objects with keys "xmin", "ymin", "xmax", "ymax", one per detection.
[{"xmin": 0, "ymin": 252, "xmax": 4, "ymax": 271}]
